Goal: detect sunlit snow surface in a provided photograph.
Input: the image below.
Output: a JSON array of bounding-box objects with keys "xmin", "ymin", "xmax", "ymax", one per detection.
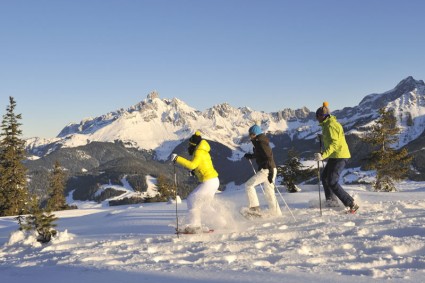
[{"xmin": 1, "ymin": 182, "xmax": 425, "ymax": 282}]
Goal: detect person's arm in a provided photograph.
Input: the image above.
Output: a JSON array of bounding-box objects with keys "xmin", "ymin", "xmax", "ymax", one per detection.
[
  {"xmin": 176, "ymin": 152, "xmax": 201, "ymax": 170},
  {"xmin": 321, "ymin": 124, "xmax": 340, "ymax": 159}
]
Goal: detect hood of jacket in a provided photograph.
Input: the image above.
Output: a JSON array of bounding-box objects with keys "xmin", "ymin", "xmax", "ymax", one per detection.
[{"xmin": 196, "ymin": 139, "xmax": 210, "ymax": 153}]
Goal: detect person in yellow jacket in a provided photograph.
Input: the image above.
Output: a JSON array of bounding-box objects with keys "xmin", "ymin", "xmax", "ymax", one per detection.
[
  {"xmin": 314, "ymin": 102, "xmax": 359, "ymax": 213},
  {"xmin": 171, "ymin": 131, "xmax": 225, "ymax": 233}
]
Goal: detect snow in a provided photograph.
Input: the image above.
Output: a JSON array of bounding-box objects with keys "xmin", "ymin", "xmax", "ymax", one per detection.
[
  {"xmin": 1, "ymin": 182, "xmax": 425, "ymax": 282},
  {"xmin": 90, "ymin": 175, "xmax": 161, "ymax": 207}
]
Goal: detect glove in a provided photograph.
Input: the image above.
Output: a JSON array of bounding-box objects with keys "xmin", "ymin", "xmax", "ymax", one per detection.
[
  {"xmin": 267, "ymin": 163, "xmax": 275, "ymax": 183},
  {"xmin": 314, "ymin": 153, "xmax": 323, "ymax": 161},
  {"xmin": 244, "ymin": 153, "xmax": 254, "ymax": 159},
  {"xmin": 171, "ymin": 153, "xmax": 178, "ymax": 163},
  {"xmin": 268, "ymin": 170, "xmax": 274, "ymax": 184}
]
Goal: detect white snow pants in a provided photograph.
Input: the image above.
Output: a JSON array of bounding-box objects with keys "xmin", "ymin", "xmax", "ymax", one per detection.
[
  {"xmin": 186, "ymin": 177, "xmax": 224, "ymax": 227},
  {"xmin": 245, "ymin": 168, "xmax": 282, "ymax": 216}
]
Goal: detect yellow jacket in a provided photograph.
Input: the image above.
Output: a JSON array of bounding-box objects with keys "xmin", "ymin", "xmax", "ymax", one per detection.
[{"xmin": 175, "ymin": 139, "xmax": 219, "ymax": 182}]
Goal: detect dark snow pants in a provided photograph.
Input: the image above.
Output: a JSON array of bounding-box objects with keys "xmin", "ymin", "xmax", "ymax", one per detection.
[{"xmin": 321, "ymin": 158, "xmax": 354, "ymax": 207}]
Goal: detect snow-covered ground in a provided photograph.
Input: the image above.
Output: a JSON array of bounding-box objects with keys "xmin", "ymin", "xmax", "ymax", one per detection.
[{"xmin": 1, "ymin": 182, "xmax": 425, "ymax": 283}]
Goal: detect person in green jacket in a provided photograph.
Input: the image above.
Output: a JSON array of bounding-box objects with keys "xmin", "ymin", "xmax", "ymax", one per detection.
[
  {"xmin": 171, "ymin": 131, "xmax": 225, "ymax": 233},
  {"xmin": 314, "ymin": 102, "xmax": 359, "ymax": 213}
]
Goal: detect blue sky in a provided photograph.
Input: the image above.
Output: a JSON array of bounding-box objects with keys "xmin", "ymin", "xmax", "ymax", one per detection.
[{"xmin": 1, "ymin": 0, "xmax": 425, "ymax": 138}]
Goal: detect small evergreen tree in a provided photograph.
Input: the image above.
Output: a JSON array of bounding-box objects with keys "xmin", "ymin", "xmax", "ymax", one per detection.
[
  {"xmin": 406, "ymin": 112, "xmax": 414, "ymax": 126},
  {"xmin": 21, "ymin": 196, "xmax": 58, "ymax": 243},
  {"xmin": 127, "ymin": 174, "xmax": 147, "ymax": 193},
  {"xmin": 15, "ymin": 214, "xmax": 26, "ymax": 230},
  {"xmin": 155, "ymin": 174, "xmax": 175, "ymax": 202},
  {"xmin": 277, "ymin": 149, "xmax": 314, "ymax": 192},
  {"xmin": 0, "ymin": 96, "xmax": 30, "ymax": 216},
  {"xmin": 362, "ymin": 108, "xmax": 413, "ymax": 192},
  {"xmin": 46, "ymin": 161, "xmax": 68, "ymax": 211}
]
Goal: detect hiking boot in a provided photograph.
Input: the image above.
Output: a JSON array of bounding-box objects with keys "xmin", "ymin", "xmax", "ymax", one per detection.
[
  {"xmin": 249, "ymin": 206, "xmax": 261, "ymax": 213},
  {"xmin": 288, "ymin": 185, "xmax": 301, "ymax": 193},
  {"xmin": 347, "ymin": 203, "xmax": 359, "ymax": 214}
]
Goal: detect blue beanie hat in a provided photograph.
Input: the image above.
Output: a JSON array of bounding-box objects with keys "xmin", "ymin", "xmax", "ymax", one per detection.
[{"xmin": 248, "ymin": 125, "xmax": 262, "ymax": 136}]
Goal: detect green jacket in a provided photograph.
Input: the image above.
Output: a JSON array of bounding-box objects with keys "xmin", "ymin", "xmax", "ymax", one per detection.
[
  {"xmin": 175, "ymin": 139, "xmax": 219, "ymax": 182},
  {"xmin": 320, "ymin": 115, "xmax": 351, "ymax": 159}
]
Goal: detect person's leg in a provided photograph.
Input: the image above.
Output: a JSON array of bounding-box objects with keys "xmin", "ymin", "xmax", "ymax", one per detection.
[
  {"xmin": 185, "ymin": 185, "xmax": 202, "ymax": 228},
  {"xmin": 245, "ymin": 170, "xmax": 268, "ymax": 208},
  {"xmin": 201, "ymin": 178, "xmax": 227, "ymax": 227},
  {"xmin": 262, "ymin": 168, "xmax": 282, "ymax": 216},
  {"xmin": 327, "ymin": 159, "xmax": 354, "ymax": 207},
  {"xmin": 186, "ymin": 179, "xmax": 219, "ymax": 228},
  {"xmin": 322, "ymin": 160, "xmax": 337, "ymax": 201}
]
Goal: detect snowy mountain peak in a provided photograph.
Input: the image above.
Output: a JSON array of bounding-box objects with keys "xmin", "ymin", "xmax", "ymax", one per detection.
[
  {"xmin": 274, "ymin": 107, "xmax": 312, "ymax": 121},
  {"xmin": 395, "ymin": 76, "xmax": 425, "ymax": 90},
  {"xmin": 147, "ymin": 90, "xmax": 160, "ymax": 101},
  {"xmin": 57, "ymin": 92, "xmax": 196, "ymax": 138},
  {"xmin": 358, "ymin": 76, "xmax": 425, "ymax": 109},
  {"xmin": 206, "ymin": 103, "xmax": 242, "ymax": 119}
]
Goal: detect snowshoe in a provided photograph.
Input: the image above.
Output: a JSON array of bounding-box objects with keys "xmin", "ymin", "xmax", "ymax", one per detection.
[
  {"xmin": 176, "ymin": 226, "xmax": 214, "ymax": 235},
  {"xmin": 346, "ymin": 204, "xmax": 359, "ymax": 214},
  {"xmin": 240, "ymin": 206, "xmax": 264, "ymax": 220},
  {"xmin": 287, "ymin": 185, "xmax": 301, "ymax": 193}
]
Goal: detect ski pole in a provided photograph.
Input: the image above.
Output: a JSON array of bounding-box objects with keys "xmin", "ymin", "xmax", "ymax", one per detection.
[
  {"xmin": 317, "ymin": 134, "xmax": 323, "ymax": 216},
  {"xmin": 275, "ymin": 185, "xmax": 296, "ymax": 221},
  {"xmin": 174, "ymin": 164, "xmax": 179, "ymax": 238},
  {"xmin": 317, "ymin": 160, "xmax": 322, "ymax": 217}
]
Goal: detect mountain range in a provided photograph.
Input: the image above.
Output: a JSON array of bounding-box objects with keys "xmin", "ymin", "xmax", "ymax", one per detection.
[{"xmin": 24, "ymin": 76, "xmax": 425, "ymax": 202}]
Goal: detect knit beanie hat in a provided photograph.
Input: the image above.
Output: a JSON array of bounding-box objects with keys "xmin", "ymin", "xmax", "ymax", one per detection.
[
  {"xmin": 248, "ymin": 125, "xmax": 263, "ymax": 136},
  {"xmin": 189, "ymin": 130, "xmax": 202, "ymax": 146},
  {"xmin": 315, "ymin": 101, "xmax": 330, "ymax": 117}
]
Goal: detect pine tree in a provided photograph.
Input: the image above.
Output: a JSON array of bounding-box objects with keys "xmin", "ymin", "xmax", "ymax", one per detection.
[
  {"xmin": 21, "ymin": 196, "xmax": 58, "ymax": 243},
  {"xmin": 46, "ymin": 161, "xmax": 68, "ymax": 211},
  {"xmin": 277, "ymin": 149, "xmax": 314, "ymax": 192},
  {"xmin": 155, "ymin": 174, "xmax": 175, "ymax": 202},
  {"xmin": 406, "ymin": 112, "xmax": 414, "ymax": 126},
  {"xmin": 0, "ymin": 96, "xmax": 30, "ymax": 216},
  {"xmin": 362, "ymin": 108, "xmax": 413, "ymax": 192}
]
